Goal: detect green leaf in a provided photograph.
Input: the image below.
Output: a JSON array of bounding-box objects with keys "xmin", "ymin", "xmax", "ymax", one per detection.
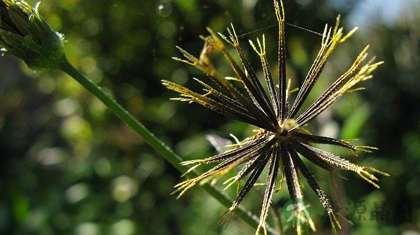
[{"xmin": 340, "ymin": 103, "xmax": 371, "ymax": 139}]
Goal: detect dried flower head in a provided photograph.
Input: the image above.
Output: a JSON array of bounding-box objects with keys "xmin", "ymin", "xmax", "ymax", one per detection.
[
  {"xmin": 163, "ymin": 1, "xmax": 388, "ymax": 234},
  {"xmin": 0, "ymin": 0, "xmax": 65, "ymax": 70}
]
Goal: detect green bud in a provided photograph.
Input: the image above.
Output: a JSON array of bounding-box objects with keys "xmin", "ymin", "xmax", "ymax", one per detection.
[{"xmin": 0, "ymin": 0, "xmax": 65, "ymax": 70}]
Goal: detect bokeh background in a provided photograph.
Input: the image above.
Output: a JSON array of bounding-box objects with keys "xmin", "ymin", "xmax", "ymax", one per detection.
[{"xmin": 0, "ymin": 0, "xmax": 419, "ymax": 234}]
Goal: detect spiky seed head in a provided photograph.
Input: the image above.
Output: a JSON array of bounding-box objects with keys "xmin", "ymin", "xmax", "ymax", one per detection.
[{"xmin": 164, "ymin": 0, "xmax": 388, "ymax": 234}]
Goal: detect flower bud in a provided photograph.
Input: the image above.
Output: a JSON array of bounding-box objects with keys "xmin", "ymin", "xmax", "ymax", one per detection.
[{"xmin": 0, "ymin": 0, "xmax": 65, "ymax": 70}]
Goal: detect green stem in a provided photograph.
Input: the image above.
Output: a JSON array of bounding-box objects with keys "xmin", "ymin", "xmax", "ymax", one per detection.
[{"xmin": 59, "ymin": 56, "xmax": 278, "ymax": 235}]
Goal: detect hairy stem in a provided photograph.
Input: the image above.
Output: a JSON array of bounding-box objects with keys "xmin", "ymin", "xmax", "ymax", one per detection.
[{"xmin": 58, "ymin": 56, "xmax": 278, "ymax": 235}]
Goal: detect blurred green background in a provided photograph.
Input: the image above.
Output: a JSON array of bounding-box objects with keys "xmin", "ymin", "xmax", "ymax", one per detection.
[{"xmin": 0, "ymin": 0, "xmax": 419, "ymax": 234}]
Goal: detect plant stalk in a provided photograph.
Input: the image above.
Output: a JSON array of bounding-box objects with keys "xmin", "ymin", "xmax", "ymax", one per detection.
[{"xmin": 58, "ymin": 56, "xmax": 278, "ymax": 235}]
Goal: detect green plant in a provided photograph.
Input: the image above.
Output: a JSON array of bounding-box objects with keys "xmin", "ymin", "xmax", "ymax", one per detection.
[{"xmin": 0, "ymin": 0, "xmax": 389, "ymax": 235}]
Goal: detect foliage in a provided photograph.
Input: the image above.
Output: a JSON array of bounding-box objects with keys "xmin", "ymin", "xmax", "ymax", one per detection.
[{"xmin": 0, "ymin": 0, "xmax": 419, "ymax": 235}]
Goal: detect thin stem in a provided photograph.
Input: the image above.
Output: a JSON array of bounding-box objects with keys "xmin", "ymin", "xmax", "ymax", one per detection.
[
  {"xmin": 270, "ymin": 198, "xmax": 283, "ymax": 235},
  {"xmin": 58, "ymin": 56, "xmax": 279, "ymax": 235}
]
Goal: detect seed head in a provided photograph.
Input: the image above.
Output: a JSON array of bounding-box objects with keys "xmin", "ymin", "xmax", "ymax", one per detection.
[{"xmin": 163, "ymin": 1, "xmax": 389, "ymax": 234}]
